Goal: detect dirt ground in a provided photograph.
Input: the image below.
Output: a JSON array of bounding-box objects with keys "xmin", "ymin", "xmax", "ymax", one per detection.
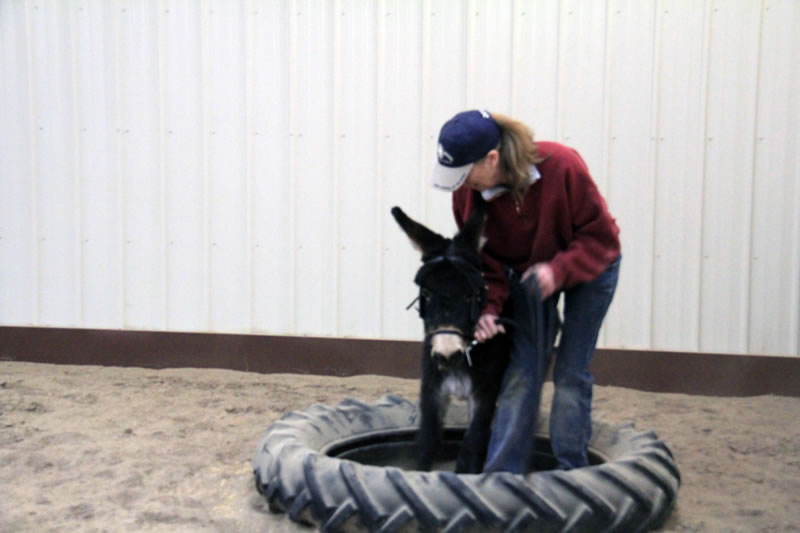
[{"xmin": 1, "ymin": 361, "xmax": 799, "ymax": 532}]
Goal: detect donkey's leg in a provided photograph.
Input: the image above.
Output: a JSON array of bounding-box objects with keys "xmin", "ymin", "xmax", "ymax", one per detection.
[
  {"xmin": 455, "ymin": 391, "xmax": 495, "ymax": 474},
  {"xmin": 455, "ymin": 350, "xmax": 505, "ymax": 474},
  {"xmin": 416, "ymin": 365, "xmax": 446, "ymax": 471}
]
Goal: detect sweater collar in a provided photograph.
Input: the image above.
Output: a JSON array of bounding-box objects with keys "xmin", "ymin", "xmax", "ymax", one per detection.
[{"xmin": 480, "ymin": 164, "xmax": 541, "ymax": 201}]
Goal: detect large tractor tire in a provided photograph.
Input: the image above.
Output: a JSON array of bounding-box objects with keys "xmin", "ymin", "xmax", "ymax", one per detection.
[{"xmin": 253, "ymin": 395, "xmax": 680, "ymax": 532}]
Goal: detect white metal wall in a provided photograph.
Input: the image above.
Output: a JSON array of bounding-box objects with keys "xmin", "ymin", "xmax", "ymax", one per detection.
[{"xmin": 1, "ymin": 0, "xmax": 798, "ymax": 356}]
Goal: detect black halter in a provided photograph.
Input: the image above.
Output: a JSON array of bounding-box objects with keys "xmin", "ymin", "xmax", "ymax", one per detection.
[
  {"xmin": 409, "ymin": 253, "xmax": 487, "ymax": 320},
  {"xmin": 406, "ymin": 251, "xmax": 488, "ymax": 366}
]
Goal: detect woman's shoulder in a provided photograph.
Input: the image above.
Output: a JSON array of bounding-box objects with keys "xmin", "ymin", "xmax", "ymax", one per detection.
[
  {"xmin": 535, "ymin": 141, "xmax": 590, "ymax": 175},
  {"xmin": 451, "ymin": 187, "xmax": 477, "ymax": 225},
  {"xmin": 452, "ymin": 186, "xmax": 472, "ymax": 206}
]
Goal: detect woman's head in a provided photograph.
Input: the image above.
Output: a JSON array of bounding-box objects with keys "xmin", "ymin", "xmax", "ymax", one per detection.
[{"xmin": 430, "ymin": 110, "xmax": 541, "ymax": 199}]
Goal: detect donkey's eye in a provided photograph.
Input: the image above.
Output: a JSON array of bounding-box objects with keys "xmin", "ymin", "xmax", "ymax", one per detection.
[{"xmin": 421, "ymin": 289, "xmax": 432, "ymax": 298}]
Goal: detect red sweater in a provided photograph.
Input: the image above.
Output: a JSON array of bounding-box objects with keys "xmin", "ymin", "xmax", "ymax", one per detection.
[{"xmin": 453, "ymin": 141, "xmax": 621, "ymax": 316}]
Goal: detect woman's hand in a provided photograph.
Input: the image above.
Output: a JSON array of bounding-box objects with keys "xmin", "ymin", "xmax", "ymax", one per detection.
[
  {"xmin": 474, "ymin": 313, "xmax": 506, "ymax": 343},
  {"xmin": 521, "ymin": 262, "xmax": 559, "ymax": 299}
]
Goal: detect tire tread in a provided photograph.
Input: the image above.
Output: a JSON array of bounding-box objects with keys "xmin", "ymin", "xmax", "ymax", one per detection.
[{"xmin": 253, "ymin": 396, "xmax": 680, "ymax": 532}]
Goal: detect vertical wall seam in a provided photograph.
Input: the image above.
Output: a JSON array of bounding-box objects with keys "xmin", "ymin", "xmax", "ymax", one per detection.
[
  {"xmin": 508, "ymin": 0, "xmax": 518, "ymax": 115},
  {"xmin": 24, "ymin": 0, "xmax": 41, "ymax": 324},
  {"xmin": 745, "ymin": 0, "xmax": 767, "ymax": 353},
  {"xmin": 795, "ymin": 46, "xmax": 800, "ymax": 355},
  {"xmin": 600, "ymin": 0, "xmax": 611, "ymax": 198},
  {"xmin": 376, "ymin": 0, "xmax": 386, "ymax": 336},
  {"xmin": 599, "ymin": 0, "xmax": 611, "ymax": 346},
  {"xmin": 555, "ymin": 0, "xmax": 566, "ymax": 142},
  {"xmin": 245, "ymin": 0, "xmax": 256, "ymax": 333},
  {"xmin": 70, "ymin": 0, "xmax": 83, "ymax": 327},
  {"xmin": 200, "ymin": 0, "xmax": 211, "ymax": 330},
  {"xmin": 157, "ymin": 0, "xmax": 169, "ymax": 330},
  {"xmin": 332, "ymin": 0, "xmax": 342, "ymax": 335},
  {"xmin": 419, "ymin": 0, "xmax": 431, "ymax": 222},
  {"xmin": 288, "ymin": 0, "xmax": 298, "ymax": 333},
  {"xmin": 552, "ymin": 0, "xmax": 565, "ymax": 342},
  {"xmin": 465, "ymin": 0, "xmax": 475, "ymax": 105},
  {"xmin": 795, "ymin": 4, "xmax": 800, "ymax": 354},
  {"xmin": 553, "ymin": 0, "xmax": 561, "ymax": 139},
  {"xmin": 697, "ymin": 0, "xmax": 714, "ymax": 350},
  {"xmin": 114, "ymin": 0, "xmax": 126, "ymax": 327},
  {"xmin": 649, "ymin": 0, "xmax": 664, "ymax": 348}
]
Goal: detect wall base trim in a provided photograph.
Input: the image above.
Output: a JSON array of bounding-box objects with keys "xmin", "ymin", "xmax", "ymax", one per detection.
[{"xmin": 1, "ymin": 326, "xmax": 797, "ymax": 397}]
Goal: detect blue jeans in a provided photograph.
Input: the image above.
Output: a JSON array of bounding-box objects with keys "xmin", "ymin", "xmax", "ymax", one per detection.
[{"xmin": 483, "ymin": 256, "xmax": 621, "ymax": 473}]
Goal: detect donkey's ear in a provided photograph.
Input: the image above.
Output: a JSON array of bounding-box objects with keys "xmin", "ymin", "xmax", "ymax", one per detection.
[
  {"xmin": 453, "ymin": 199, "xmax": 486, "ymax": 251},
  {"xmin": 391, "ymin": 206, "xmax": 447, "ymax": 256}
]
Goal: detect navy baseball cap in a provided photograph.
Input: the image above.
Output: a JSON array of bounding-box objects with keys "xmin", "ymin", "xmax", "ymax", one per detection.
[{"xmin": 431, "ymin": 110, "xmax": 502, "ymax": 191}]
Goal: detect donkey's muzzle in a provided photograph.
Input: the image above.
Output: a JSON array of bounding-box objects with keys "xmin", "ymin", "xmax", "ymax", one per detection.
[{"xmin": 432, "ymin": 350, "xmax": 466, "ymax": 371}]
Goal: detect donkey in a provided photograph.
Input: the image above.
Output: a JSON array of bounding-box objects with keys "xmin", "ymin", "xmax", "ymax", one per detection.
[{"xmin": 392, "ymin": 203, "xmax": 510, "ymax": 474}]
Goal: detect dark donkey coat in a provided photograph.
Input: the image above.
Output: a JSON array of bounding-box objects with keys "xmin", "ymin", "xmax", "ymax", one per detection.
[{"xmin": 392, "ymin": 203, "xmax": 510, "ymax": 473}]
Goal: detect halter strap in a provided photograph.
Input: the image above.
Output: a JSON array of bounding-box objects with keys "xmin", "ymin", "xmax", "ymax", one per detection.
[
  {"xmin": 426, "ymin": 328, "xmax": 469, "ymax": 339},
  {"xmin": 425, "ymin": 328, "xmax": 475, "ymax": 367}
]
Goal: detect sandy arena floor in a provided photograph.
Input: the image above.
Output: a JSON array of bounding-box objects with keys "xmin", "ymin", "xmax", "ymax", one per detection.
[{"xmin": 1, "ymin": 361, "xmax": 799, "ymax": 532}]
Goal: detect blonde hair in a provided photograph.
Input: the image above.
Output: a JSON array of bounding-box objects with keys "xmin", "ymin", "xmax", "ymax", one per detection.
[{"xmin": 490, "ymin": 112, "xmax": 543, "ymax": 200}]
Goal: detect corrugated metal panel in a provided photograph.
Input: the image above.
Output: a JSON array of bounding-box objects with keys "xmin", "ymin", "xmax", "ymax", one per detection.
[
  {"xmin": 31, "ymin": 1, "xmax": 81, "ymax": 327},
  {"xmin": 700, "ymin": 0, "xmax": 761, "ymax": 352},
  {"xmin": 206, "ymin": 0, "xmax": 250, "ymax": 332},
  {"xmin": 558, "ymin": 0, "xmax": 609, "ymax": 187},
  {"xmin": 119, "ymin": 0, "xmax": 165, "ymax": 329},
  {"xmin": 292, "ymin": 0, "xmax": 337, "ymax": 336},
  {"xmin": 379, "ymin": 0, "xmax": 426, "ymax": 340},
  {"xmin": 0, "ymin": 0, "xmax": 798, "ymax": 355},
  {"xmin": 602, "ymin": 0, "xmax": 658, "ymax": 349},
  {"xmin": 0, "ymin": 0, "xmax": 37, "ymax": 325},
  {"xmin": 77, "ymin": 0, "xmax": 123, "ymax": 329},
  {"xmin": 511, "ymin": 0, "xmax": 560, "ymax": 137},
  {"xmin": 651, "ymin": 0, "xmax": 709, "ymax": 352},
  {"xmin": 337, "ymin": 0, "xmax": 381, "ymax": 337},
  {"xmin": 163, "ymin": 0, "xmax": 206, "ymax": 332},
  {"xmin": 748, "ymin": 0, "xmax": 800, "ymax": 355},
  {"xmin": 424, "ymin": 0, "xmax": 468, "ymax": 236},
  {"xmin": 251, "ymin": 0, "xmax": 293, "ymax": 335},
  {"xmin": 468, "ymin": 0, "xmax": 514, "ymax": 109}
]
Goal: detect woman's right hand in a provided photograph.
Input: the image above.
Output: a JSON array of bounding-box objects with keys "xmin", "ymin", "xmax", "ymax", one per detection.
[{"xmin": 474, "ymin": 313, "xmax": 506, "ymax": 343}]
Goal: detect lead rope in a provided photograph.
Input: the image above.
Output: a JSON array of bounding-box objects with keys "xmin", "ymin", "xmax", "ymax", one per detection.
[{"xmin": 467, "ymin": 275, "xmax": 554, "ymax": 367}]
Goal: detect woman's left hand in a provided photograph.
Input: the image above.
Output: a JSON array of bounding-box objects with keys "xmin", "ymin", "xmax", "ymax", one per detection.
[{"xmin": 521, "ymin": 263, "xmax": 558, "ymax": 299}]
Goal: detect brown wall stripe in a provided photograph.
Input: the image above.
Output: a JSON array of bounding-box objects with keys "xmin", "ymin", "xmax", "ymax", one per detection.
[{"xmin": 0, "ymin": 326, "xmax": 797, "ymax": 397}]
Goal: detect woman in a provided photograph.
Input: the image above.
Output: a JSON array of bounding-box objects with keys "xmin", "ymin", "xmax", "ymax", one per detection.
[{"xmin": 430, "ymin": 109, "xmax": 621, "ymax": 473}]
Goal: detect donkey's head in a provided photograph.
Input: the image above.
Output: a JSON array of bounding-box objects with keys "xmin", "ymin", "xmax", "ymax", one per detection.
[{"xmin": 391, "ymin": 203, "xmax": 487, "ymax": 369}]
